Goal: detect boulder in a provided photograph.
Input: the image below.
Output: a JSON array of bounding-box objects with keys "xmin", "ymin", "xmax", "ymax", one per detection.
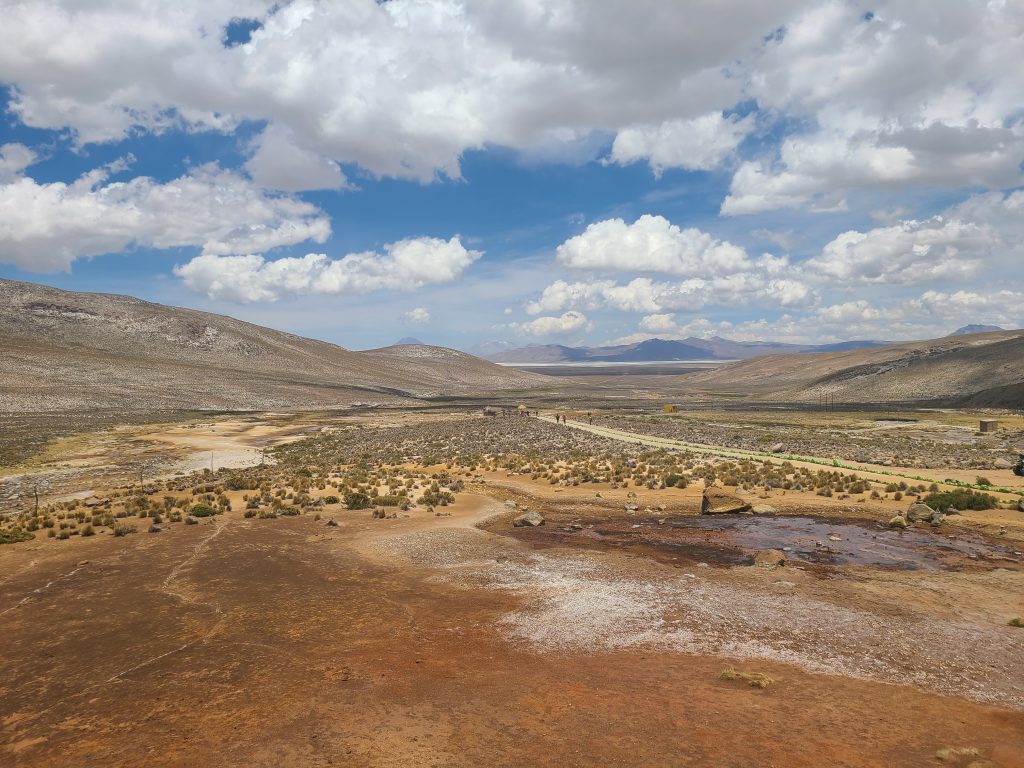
[
  {"xmin": 889, "ymin": 514, "xmax": 909, "ymax": 529},
  {"xmin": 994, "ymin": 458, "xmax": 1013, "ymax": 469},
  {"xmin": 906, "ymin": 502, "xmax": 935, "ymax": 523},
  {"xmin": 701, "ymin": 489, "xmax": 751, "ymax": 515},
  {"xmin": 753, "ymin": 549, "xmax": 787, "ymax": 568},
  {"xmin": 1018, "ymin": 499, "xmax": 1024, "ymax": 513},
  {"xmin": 751, "ymin": 505, "xmax": 777, "ymax": 515},
  {"xmin": 770, "ymin": 443, "xmax": 786, "ymax": 453},
  {"xmin": 512, "ymin": 511, "xmax": 545, "ymax": 528},
  {"xmin": 504, "ymin": 500, "xmax": 517, "ymax": 510},
  {"xmin": 930, "ymin": 511, "xmax": 946, "ymax": 526}
]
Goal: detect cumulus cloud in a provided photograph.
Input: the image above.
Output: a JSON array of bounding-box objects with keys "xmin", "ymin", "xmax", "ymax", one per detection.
[
  {"xmin": 609, "ymin": 112, "xmax": 754, "ymax": 174},
  {"xmin": 173, "ymin": 236, "xmax": 480, "ymax": 302},
  {"xmin": 0, "ymin": 1, "xmax": 800, "ymax": 183},
  {"xmin": 0, "ymin": 143, "xmax": 37, "ymax": 182},
  {"xmin": 803, "ymin": 189, "xmax": 1024, "ymax": 286},
  {"xmin": 245, "ymin": 124, "xmax": 350, "ymax": 192},
  {"xmin": 514, "ymin": 310, "xmax": 591, "ymax": 337},
  {"xmin": 725, "ymin": 2, "xmax": 1024, "ymax": 214},
  {"xmin": 556, "ymin": 215, "xmax": 751, "ymax": 275},
  {"xmin": 807, "ymin": 217, "xmax": 995, "ymax": 285},
  {"xmin": 0, "ymin": 161, "xmax": 330, "ymax": 272},
  {"xmin": 404, "ymin": 307, "xmax": 431, "ymax": 324}
]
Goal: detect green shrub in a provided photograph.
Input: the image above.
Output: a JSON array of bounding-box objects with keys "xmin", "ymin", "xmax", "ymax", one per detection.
[
  {"xmin": 189, "ymin": 503, "xmax": 220, "ymax": 518},
  {"xmin": 923, "ymin": 489, "xmax": 997, "ymax": 512},
  {"xmin": 344, "ymin": 490, "xmax": 372, "ymax": 510},
  {"xmin": 113, "ymin": 524, "xmax": 136, "ymax": 537},
  {"xmin": 323, "ymin": 495, "xmax": 340, "ymax": 505},
  {"xmin": 0, "ymin": 528, "xmax": 34, "ymax": 544}
]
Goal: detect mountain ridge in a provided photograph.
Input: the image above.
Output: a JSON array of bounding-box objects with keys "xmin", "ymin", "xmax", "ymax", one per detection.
[{"xmin": 0, "ymin": 278, "xmax": 544, "ymax": 412}]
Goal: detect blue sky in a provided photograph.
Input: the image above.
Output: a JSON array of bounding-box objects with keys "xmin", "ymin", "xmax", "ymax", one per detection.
[{"xmin": 1, "ymin": 1, "xmax": 1022, "ymax": 351}]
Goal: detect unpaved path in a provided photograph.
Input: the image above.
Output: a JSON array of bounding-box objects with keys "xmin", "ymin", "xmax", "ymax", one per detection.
[{"xmin": 538, "ymin": 414, "xmax": 1024, "ymax": 498}]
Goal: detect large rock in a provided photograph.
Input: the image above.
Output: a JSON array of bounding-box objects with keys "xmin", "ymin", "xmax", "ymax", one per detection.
[
  {"xmin": 753, "ymin": 549, "xmax": 787, "ymax": 568},
  {"xmin": 889, "ymin": 514, "xmax": 909, "ymax": 529},
  {"xmin": 751, "ymin": 504, "xmax": 777, "ymax": 515},
  {"xmin": 906, "ymin": 502, "xmax": 935, "ymax": 522},
  {"xmin": 512, "ymin": 511, "xmax": 545, "ymax": 527},
  {"xmin": 1018, "ymin": 499, "xmax": 1024, "ymax": 513},
  {"xmin": 770, "ymin": 443, "xmax": 786, "ymax": 453},
  {"xmin": 701, "ymin": 489, "xmax": 751, "ymax": 515}
]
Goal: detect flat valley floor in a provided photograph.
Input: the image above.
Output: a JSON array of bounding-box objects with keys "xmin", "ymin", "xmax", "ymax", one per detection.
[{"xmin": 2, "ymin": 410, "xmax": 1023, "ymax": 767}]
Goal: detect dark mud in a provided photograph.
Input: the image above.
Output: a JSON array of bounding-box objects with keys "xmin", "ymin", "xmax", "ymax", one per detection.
[{"xmin": 498, "ymin": 514, "xmax": 1024, "ymax": 572}]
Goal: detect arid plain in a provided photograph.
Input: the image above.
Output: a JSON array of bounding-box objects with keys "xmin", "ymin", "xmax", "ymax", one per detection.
[{"xmin": 2, "ymin": 405, "xmax": 1023, "ymax": 767}]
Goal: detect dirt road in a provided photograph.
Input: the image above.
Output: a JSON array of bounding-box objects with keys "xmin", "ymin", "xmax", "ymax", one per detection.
[{"xmin": 537, "ymin": 414, "xmax": 1024, "ymax": 498}]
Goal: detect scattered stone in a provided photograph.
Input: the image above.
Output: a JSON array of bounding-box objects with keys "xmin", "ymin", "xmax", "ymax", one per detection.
[
  {"xmin": 889, "ymin": 514, "xmax": 909, "ymax": 529},
  {"xmin": 1018, "ymin": 499, "xmax": 1024, "ymax": 513},
  {"xmin": 751, "ymin": 504, "xmax": 776, "ymax": 515},
  {"xmin": 624, "ymin": 503, "xmax": 639, "ymax": 512},
  {"xmin": 701, "ymin": 488, "xmax": 751, "ymax": 515},
  {"xmin": 325, "ymin": 519, "xmax": 338, "ymax": 527},
  {"xmin": 512, "ymin": 511, "xmax": 545, "ymax": 527},
  {"xmin": 753, "ymin": 549, "xmax": 787, "ymax": 568},
  {"xmin": 828, "ymin": 534, "xmax": 841, "ymax": 541},
  {"xmin": 906, "ymin": 502, "xmax": 935, "ymax": 522},
  {"xmin": 504, "ymin": 500, "xmax": 517, "ymax": 509},
  {"xmin": 930, "ymin": 511, "xmax": 946, "ymax": 526}
]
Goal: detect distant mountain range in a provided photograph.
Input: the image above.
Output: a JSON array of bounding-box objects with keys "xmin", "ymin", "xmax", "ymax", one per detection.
[
  {"xmin": 394, "ymin": 336, "xmax": 425, "ymax": 345},
  {"xmin": 949, "ymin": 324, "xmax": 1005, "ymax": 336},
  {"xmin": 481, "ymin": 336, "xmax": 890, "ymax": 364}
]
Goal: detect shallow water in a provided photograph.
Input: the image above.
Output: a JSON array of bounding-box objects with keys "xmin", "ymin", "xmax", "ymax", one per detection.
[{"xmin": 503, "ymin": 514, "xmax": 1023, "ymax": 571}]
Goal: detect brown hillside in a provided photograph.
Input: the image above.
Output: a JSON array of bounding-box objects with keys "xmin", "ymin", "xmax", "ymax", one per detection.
[
  {"xmin": 0, "ymin": 279, "xmax": 544, "ymax": 412},
  {"xmin": 685, "ymin": 330, "xmax": 1024, "ymax": 405}
]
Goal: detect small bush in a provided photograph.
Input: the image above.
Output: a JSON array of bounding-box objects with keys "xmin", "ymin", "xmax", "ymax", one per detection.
[
  {"xmin": 113, "ymin": 524, "xmax": 136, "ymax": 537},
  {"xmin": 923, "ymin": 489, "xmax": 997, "ymax": 512},
  {"xmin": 189, "ymin": 503, "xmax": 220, "ymax": 518},
  {"xmin": 975, "ymin": 476, "xmax": 992, "ymax": 487},
  {"xmin": 323, "ymin": 495, "xmax": 340, "ymax": 505},
  {"xmin": 0, "ymin": 528, "xmax": 35, "ymax": 544}
]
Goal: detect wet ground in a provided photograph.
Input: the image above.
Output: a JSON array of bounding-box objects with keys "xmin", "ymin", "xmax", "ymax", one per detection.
[{"xmin": 499, "ymin": 514, "xmax": 1024, "ymax": 572}]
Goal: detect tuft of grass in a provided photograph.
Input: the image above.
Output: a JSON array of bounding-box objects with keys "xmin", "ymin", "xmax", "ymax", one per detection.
[
  {"xmin": 1009, "ymin": 617, "xmax": 1024, "ymax": 628},
  {"xmin": 720, "ymin": 668, "xmax": 773, "ymax": 689}
]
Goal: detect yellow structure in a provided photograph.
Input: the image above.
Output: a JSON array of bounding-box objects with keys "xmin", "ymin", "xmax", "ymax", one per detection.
[{"xmin": 663, "ymin": 405, "xmax": 678, "ymax": 413}]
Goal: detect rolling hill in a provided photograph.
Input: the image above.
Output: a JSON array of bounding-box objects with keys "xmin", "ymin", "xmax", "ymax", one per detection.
[
  {"xmin": 683, "ymin": 329, "xmax": 1024, "ymax": 406},
  {"xmin": 0, "ymin": 279, "xmax": 544, "ymax": 413}
]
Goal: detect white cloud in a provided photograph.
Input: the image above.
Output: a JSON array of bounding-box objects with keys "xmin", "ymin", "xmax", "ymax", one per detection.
[
  {"xmin": 0, "ymin": 143, "xmax": 37, "ymax": 182},
  {"xmin": 404, "ymin": 306, "xmax": 431, "ymax": 324},
  {"xmin": 556, "ymin": 215, "xmax": 751, "ymax": 275},
  {"xmin": 804, "ymin": 189, "xmax": 1024, "ymax": 286},
  {"xmin": 609, "ymin": 112, "xmax": 754, "ymax": 174},
  {"xmin": 173, "ymin": 236, "xmax": 481, "ymax": 302},
  {"xmin": 0, "ymin": 1, "xmax": 802, "ymax": 183},
  {"xmin": 807, "ymin": 217, "xmax": 995, "ymax": 285},
  {"xmin": 514, "ymin": 310, "xmax": 591, "ymax": 337},
  {"xmin": 725, "ymin": 1, "xmax": 1024, "ymax": 214},
  {"xmin": 245, "ymin": 124, "xmax": 350, "ymax": 192},
  {"xmin": 0, "ymin": 161, "xmax": 330, "ymax": 272}
]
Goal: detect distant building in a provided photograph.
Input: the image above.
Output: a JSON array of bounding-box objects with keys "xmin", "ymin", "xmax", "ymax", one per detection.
[{"xmin": 979, "ymin": 419, "xmax": 999, "ymax": 432}]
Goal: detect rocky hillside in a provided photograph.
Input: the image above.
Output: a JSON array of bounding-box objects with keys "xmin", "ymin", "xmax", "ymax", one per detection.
[
  {"xmin": 0, "ymin": 279, "xmax": 544, "ymax": 412},
  {"xmin": 685, "ymin": 330, "xmax": 1024, "ymax": 406}
]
